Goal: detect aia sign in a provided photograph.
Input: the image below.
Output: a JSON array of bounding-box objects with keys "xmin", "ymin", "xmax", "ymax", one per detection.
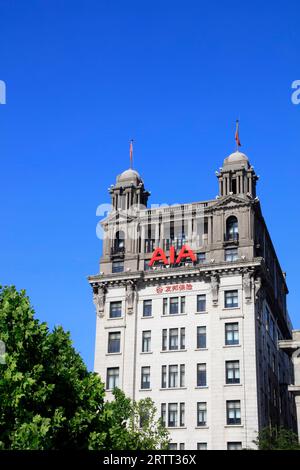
[{"xmin": 148, "ymin": 245, "xmax": 196, "ymax": 267}]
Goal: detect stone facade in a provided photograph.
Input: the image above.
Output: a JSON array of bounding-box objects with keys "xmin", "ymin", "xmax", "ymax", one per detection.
[{"xmin": 89, "ymin": 150, "xmax": 297, "ymax": 450}]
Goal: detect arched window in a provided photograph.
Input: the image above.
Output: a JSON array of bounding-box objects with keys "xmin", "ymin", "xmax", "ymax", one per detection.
[
  {"xmin": 114, "ymin": 230, "xmax": 125, "ymax": 252},
  {"xmin": 226, "ymin": 216, "xmax": 238, "ymax": 241}
]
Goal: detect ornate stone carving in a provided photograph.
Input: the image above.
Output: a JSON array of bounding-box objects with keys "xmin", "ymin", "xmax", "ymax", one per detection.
[
  {"xmin": 210, "ymin": 273, "xmax": 219, "ymax": 306},
  {"xmin": 93, "ymin": 284, "xmax": 106, "ymax": 318},
  {"xmin": 254, "ymin": 276, "xmax": 262, "ymax": 300},
  {"xmin": 126, "ymin": 280, "xmax": 136, "ymax": 314},
  {"xmin": 243, "ymin": 271, "xmax": 252, "ymax": 303}
]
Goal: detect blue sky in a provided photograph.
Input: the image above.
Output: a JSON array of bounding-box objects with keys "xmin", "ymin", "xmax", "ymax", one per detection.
[{"xmin": 0, "ymin": 0, "xmax": 299, "ymax": 370}]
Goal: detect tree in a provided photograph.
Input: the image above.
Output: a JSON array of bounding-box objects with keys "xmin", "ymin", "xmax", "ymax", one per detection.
[
  {"xmin": 254, "ymin": 426, "xmax": 300, "ymax": 450},
  {"xmin": 0, "ymin": 286, "xmax": 168, "ymax": 450}
]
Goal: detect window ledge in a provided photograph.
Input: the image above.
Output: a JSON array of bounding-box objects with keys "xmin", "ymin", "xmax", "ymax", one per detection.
[
  {"xmin": 140, "ymin": 351, "xmax": 153, "ymax": 355},
  {"xmin": 223, "ymin": 344, "xmax": 241, "ymax": 348},
  {"xmin": 105, "ymin": 352, "xmax": 122, "ymax": 356},
  {"xmin": 161, "ymin": 313, "xmax": 187, "ymax": 318},
  {"xmin": 139, "ymin": 388, "xmax": 152, "ymax": 392},
  {"xmin": 195, "ymin": 386, "xmax": 209, "ymax": 389},
  {"xmin": 195, "ymin": 348, "xmax": 208, "ymax": 351},
  {"xmin": 141, "ymin": 316, "xmax": 154, "ymax": 319},
  {"xmin": 159, "ymin": 387, "xmax": 187, "ymax": 391},
  {"xmin": 107, "ymin": 317, "xmax": 124, "ymax": 321},
  {"xmin": 224, "ymin": 383, "xmax": 242, "ymax": 387},
  {"xmin": 222, "ymin": 307, "xmax": 240, "ymax": 311},
  {"xmin": 224, "ymin": 424, "xmax": 243, "ymax": 428},
  {"xmin": 165, "ymin": 426, "xmax": 187, "ymax": 430},
  {"xmin": 195, "ymin": 311, "xmax": 208, "ymax": 315},
  {"xmin": 195, "ymin": 426, "xmax": 209, "ymax": 429},
  {"xmin": 161, "ymin": 349, "xmax": 187, "ymax": 353}
]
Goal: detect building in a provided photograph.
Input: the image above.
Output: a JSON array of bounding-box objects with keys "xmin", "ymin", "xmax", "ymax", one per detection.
[{"xmin": 88, "ymin": 149, "xmax": 297, "ymax": 450}]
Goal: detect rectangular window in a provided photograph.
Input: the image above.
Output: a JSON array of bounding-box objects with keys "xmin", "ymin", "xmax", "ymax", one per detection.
[
  {"xmin": 142, "ymin": 330, "xmax": 151, "ymax": 352},
  {"xmin": 225, "ymin": 361, "xmax": 240, "ymax": 384},
  {"xmin": 225, "ymin": 290, "xmax": 238, "ymax": 308},
  {"xmin": 109, "ymin": 301, "xmax": 122, "ymax": 318},
  {"xmin": 179, "ymin": 443, "xmax": 185, "ymax": 450},
  {"xmin": 197, "ymin": 252, "xmax": 206, "ymax": 264},
  {"xmin": 162, "ymin": 329, "xmax": 167, "ymax": 351},
  {"xmin": 197, "ymin": 363, "xmax": 207, "ymax": 387},
  {"xmin": 180, "ymin": 364, "xmax": 185, "ymax": 387},
  {"xmin": 108, "ymin": 332, "xmax": 120, "ymax": 353},
  {"xmin": 106, "ymin": 367, "xmax": 119, "ymax": 390},
  {"xmin": 197, "ymin": 443, "xmax": 207, "ymax": 450},
  {"xmin": 170, "ymin": 297, "xmax": 179, "ymax": 315},
  {"xmin": 161, "ymin": 403, "xmax": 166, "ymax": 426},
  {"xmin": 226, "ymin": 400, "xmax": 241, "ymax": 425},
  {"xmin": 197, "ymin": 326, "xmax": 206, "ymax": 349},
  {"xmin": 168, "ymin": 443, "xmax": 177, "ymax": 450},
  {"xmin": 163, "ymin": 298, "xmax": 168, "ymax": 315},
  {"xmin": 197, "ymin": 402, "xmax": 207, "ymax": 426},
  {"xmin": 141, "ymin": 366, "xmax": 150, "ymax": 389},
  {"xmin": 169, "ymin": 365, "xmax": 178, "ymax": 388},
  {"xmin": 112, "ymin": 261, "xmax": 124, "ymax": 273},
  {"xmin": 168, "ymin": 403, "xmax": 178, "ymax": 427},
  {"xmin": 180, "ymin": 328, "xmax": 185, "ymax": 349},
  {"xmin": 225, "ymin": 322, "xmax": 239, "ymax": 345},
  {"xmin": 197, "ymin": 294, "xmax": 206, "ymax": 313},
  {"xmin": 225, "ymin": 248, "xmax": 238, "ymax": 262},
  {"xmin": 227, "ymin": 442, "xmax": 242, "ymax": 450},
  {"xmin": 161, "ymin": 365, "xmax": 167, "ymax": 388},
  {"xmin": 169, "ymin": 329, "xmax": 178, "ymax": 350},
  {"xmin": 180, "ymin": 403, "xmax": 185, "ymax": 427},
  {"xmin": 143, "ymin": 299, "xmax": 152, "ymax": 317},
  {"xmin": 180, "ymin": 296, "xmax": 185, "ymax": 314}
]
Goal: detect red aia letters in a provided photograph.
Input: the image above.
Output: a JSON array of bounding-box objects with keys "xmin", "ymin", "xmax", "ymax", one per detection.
[{"xmin": 148, "ymin": 245, "xmax": 196, "ymax": 267}]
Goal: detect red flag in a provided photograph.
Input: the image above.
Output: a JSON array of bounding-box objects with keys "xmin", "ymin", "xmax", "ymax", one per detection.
[{"xmin": 235, "ymin": 120, "xmax": 241, "ymax": 147}]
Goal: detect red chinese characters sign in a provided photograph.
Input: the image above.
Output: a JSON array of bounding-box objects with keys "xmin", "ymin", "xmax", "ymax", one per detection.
[{"xmin": 156, "ymin": 283, "xmax": 193, "ymax": 294}]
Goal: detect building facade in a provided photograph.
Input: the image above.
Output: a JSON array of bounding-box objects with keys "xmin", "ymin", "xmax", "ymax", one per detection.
[{"xmin": 89, "ymin": 150, "xmax": 297, "ymax": 450}]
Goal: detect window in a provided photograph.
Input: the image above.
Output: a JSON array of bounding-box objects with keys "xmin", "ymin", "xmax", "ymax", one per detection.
[
  {"xmin": 225, "ymin": 290, "xmax": 238, "ymax": 308},
  {"xmin": 168, "ymin": 403, "xmax": 178, "ymax": 427},
  {"xmin": 141, "ymin": 366, "xmax": 150, "ymax": 389},
  {"xmin": 161, "ymin": 366, "xmax": 167, "ymax": 388},
  {"xmin": 197, "ymin": 402, "xmax": 207, "ymax": 426},
  {"xmin": 180, "ymin": 296, "xmax": 185, "ymax": 314},
  {"xmin": 226, "ymin": 361, "xmax": 240, "ymax": 384},
  {"xmin": 180, "ymin": 364, "xmax": 185, "ymax": 387},
  {"xmin": 168, "ymin": 443, "xmax": 177, "ymax": 450},
  {"xmin": 197, "ymin": 294, "xmax": 206, "ymax": 312},
  {"xmin": 227, "ymin": 442, "xmax": 242, "ymax": 450},
  {"xmin": 163, "ymin": 298, "xmax": 168, "ymax": 315},
  {"xmin": 113, "ymin": 230, "xmax": 125, "ymax": 252},
  {"xmin": 180, "ymin": 403, "xmax": 185, "ymax": 427},
  {"xmin": 161, "ymin": 403, "xmax": 166, "ymax": 426},
  {"xmin": 143, "ymin": 300, "xmax": 152, "ymax": 317},
  {"xmin": 197, "ymin": 252, "xmax": 206, "ymax": 264},
  {"xmin": 197, "ymin": 363, "xmax": 207, "ymax": 387},
  {"xmin": 169, "ymin": 329, "xmax": 178, "ymax": 350},
  {"xmin": 180, "ymin": 328, "xmax": 186, "ymax": 349},
  {"xmin": 110, "ymin": 301, "xmax": 122, "ymax": 318},
  {"xmin": 225, "ymin": 323, "xmax": 239, "ymax": 345},
  {"xmin": 162, "ymin": 329, "xmax": 167, "ymax": 351},
  {"xmin": 142, "ymin": 330, "xmax": 151, "ymax": 352},
  {"xmin": 108, "ymin": 332, "xmax": 120, "ymax": 353},
  {"xmin": 225, "ymin": 248, "xmax": 238, "ymax": 262},
  {"xmin": 106, "ymin": 367, "xmax": 119, "ymax": 390},
  {"xmin": 144, "ymin": 260, "xmax": 152, "ymax": 271},
  {"xmin": 179, "ymin": 443, "xmax": 185, "ymax": 450},
  {"xmin": 169, "ymin": 365, "xmax": 178, "ymax": 388},
  {"xmin": 197, "ymin": 326, "xmax": 206, "ymax": 349},
  {"xmin": 170, "ymin": 297, "xmax": 179, "ymax": 315},
  {"xmin": 226, "ymin": 400, "xmax": 241, "ymax": 425},
  {"xmin": 197, "ymin": 443, "xmax": 207, "ymax": 450},
  {"xmin": 226, "ymin": 216, "xmax": 238, "ymax": 241},
  {"xmin": 112, "ymin": 261, "xmax": 124, "ymax": 273}
]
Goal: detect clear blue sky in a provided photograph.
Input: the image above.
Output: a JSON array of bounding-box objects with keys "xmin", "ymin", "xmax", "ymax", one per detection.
[{"xmin": 0, "ymin": 0, "xmax": 299, "ymax": 370}]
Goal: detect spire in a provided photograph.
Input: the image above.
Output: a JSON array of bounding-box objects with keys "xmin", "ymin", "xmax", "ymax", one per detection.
[
  {"xmin": 235, "ymin": 120, "xmax": 241, "ymax": 151},
  {"xmin": 129, "ymin": 139, "xmax": 134, "ymax": 169}
]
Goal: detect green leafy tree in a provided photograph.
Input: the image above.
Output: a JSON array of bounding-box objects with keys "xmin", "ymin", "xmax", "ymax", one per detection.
[
  {"xmin": 254, "ymin": 426, "xmax": 300, "ymax": 450},
  {"xmin": 0, "ymin": 286, "xmax": 169, "ymax": 450}
]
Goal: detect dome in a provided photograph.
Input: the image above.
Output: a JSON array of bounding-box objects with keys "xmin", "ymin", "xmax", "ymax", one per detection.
[
  {"xmin": 223, "ymin": 151, "xmax": 249, "ymax": 169},
  {"xmin": 116, "ymin": 168, "xmax": 143, "ymax": 186}
]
